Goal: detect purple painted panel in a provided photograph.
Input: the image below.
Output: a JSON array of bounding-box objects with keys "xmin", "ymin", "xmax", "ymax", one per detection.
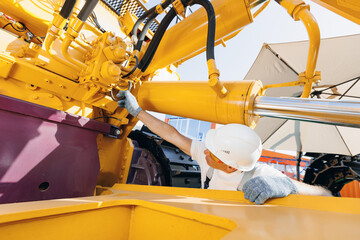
[
  {"xmin": 0, "ymin": 95, "xmax": 109, "ymax": 204},
  {"xmin": 0, "ymin": 95, "xmax": 110, "ymax": 134}
]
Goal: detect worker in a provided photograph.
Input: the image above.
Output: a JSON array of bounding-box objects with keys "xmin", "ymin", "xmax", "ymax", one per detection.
[{"xmin": 118, "ymin": 91, "xmax": 332, "ymax": 204}]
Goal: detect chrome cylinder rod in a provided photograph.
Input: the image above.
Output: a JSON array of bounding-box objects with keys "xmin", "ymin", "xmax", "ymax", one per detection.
[{"xmin": 253, "ymin": 96, "xmax": 360, "ymax": 128}]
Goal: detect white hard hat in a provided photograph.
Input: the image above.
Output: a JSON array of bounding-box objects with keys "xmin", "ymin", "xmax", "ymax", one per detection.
[{"xmin": 205, "ymin": 124, "xmax": 262, "ymax": 171}]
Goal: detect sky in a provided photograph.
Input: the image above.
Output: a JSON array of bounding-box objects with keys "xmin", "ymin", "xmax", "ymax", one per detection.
[{"xmin": 176, "ymin": 0, "xmax": 360, "ymax": 81}]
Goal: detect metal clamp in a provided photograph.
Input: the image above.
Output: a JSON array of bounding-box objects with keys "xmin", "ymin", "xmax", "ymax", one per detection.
[
  {"xmin": 262, "ymin": 71, "xmax": 321, "ymax": 97},
  {"xmin": 155, "ymin": 4, "xmax": 164, "ymax": 14},
  {"xmin": 172, "ymin": 0, "xmax": 186, "ymax": 18}
]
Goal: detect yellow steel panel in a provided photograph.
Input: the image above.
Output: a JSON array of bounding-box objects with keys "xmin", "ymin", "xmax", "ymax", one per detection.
[
  {"xmin": 2, "ymin": 206, "xmax": 132, "ymax": 240},
  {"xmin": 131, "ymin": 206, "xmax": 232, "ymax": 239},
  {"xmin": 97, "ymin": 136, "xmax": 134, "ymax": 186},
  {"xmin": 0, "ymin": 199, "xmax": 235, "ymax": 240},
  {"xmin": 0, "ymin": 0, "xmax": 54, "ymax": 37},
  {"xmin": 112, "ymin": 184, "xmax": 360, "ymax": 215},
  {"xmin": 312, "ymin": 0, "xmax": 360, "ymax": 25},
  {"xmin": 0, "ymin": 186, "xmax": 360, "ymax": 239}
]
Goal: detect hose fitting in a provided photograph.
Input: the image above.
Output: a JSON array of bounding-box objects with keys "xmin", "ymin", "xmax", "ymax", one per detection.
[{"xmin": 207, "ymin": 59, "xmax": 228, "ymax": 97}]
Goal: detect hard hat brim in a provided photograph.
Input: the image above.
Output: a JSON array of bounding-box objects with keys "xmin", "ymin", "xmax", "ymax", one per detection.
[
  {"xmin": 205, "ymin": 128, "xmax": 259, "ymax": 172},
  {"xmin": 205, "ymin": 129, "xmax": 238, "ymax": 169}
]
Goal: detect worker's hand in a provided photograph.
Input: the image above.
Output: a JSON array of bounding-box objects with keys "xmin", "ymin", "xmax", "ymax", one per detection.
[
  {"xmin": 243, "ymin": 176, "xmax": 298, "ymax": 205},
  {"xmin": 117, "ymin": 91, "xmax": 142, "ymax": 117}
]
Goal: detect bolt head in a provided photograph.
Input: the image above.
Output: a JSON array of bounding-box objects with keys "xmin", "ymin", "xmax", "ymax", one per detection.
[
  {"xmin": 109, "ymin": 65, "xmax": 121, "ymax": 76},
  {"xmin": 114, "ymin": 129, "xmax": 121, "ymax": 135}
]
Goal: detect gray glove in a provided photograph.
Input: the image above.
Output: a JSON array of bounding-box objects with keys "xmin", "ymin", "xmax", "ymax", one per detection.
[
  {"xmin": 243, "ymin": 176, "xmax": 298, "ymax": 205},
  {"xmin": 117, "ymin": 91, "xmax": 142, "ymax": 117}
]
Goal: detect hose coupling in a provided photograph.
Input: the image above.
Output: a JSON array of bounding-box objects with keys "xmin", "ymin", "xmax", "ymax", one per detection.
[{"xmin": 207, "ymin": 59, "xmax": 228, "ymax": 97}]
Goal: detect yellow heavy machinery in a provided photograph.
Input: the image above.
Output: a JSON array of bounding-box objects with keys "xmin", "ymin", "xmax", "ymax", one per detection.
[{"xmin": 0, "ymin": 0, "xmax": 360, "ymax": 239}]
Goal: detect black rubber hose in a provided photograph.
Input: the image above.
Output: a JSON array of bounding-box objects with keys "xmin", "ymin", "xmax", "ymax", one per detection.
[
  {"xmin": 161, "ymin": 0, "xmax": 174, "ymax": 12},
  {"xmin": 140, "ymin": 0, "xmax": 215, "ymax": 72},
  {"xmin": 122, "ymin": 55, "xmax": 139, "ymax": 78},
  {"xmin": 135, "ymin": 12, "xmax": 157, "ymax": 51},
  {"xmin": 132, "ymin": 6, "xmax": 156, "ymax": 37},
  {"xmin": 193, "ymin": 0, "xmax": 216, "ymax": 61},
  {"xmin": 132, "ymin": 0, "xmax": 173, "ymax": 37},
  {"xmin": 139, "ymin": 8, "xmax": 177, "ymax": 72},
  {"xmin": 59, "ymin": 0, "xmax": 77, "ymax": 19},
  {"xmin": 136, "ymin": 0, "xmax": 174, "ymax": 50},
  {"xmin": 78, "ymin": 0, "xmax": 100, "ymax": 22}
]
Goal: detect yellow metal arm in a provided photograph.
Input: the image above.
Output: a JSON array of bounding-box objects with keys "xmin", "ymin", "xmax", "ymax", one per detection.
[
  {"xmin": 274, "ymin": 0, "xmax": 321, "ymax": 98},
  {"xmin": 297, "ymin": 7, "xmax": 321, "ymax": 97}
]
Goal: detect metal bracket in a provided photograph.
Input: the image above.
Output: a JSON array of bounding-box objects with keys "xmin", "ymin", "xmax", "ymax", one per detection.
[
  {"xmin": 298, "ymin": 71, "xmax": 321, "ymax": 85},
  {"xmin": 0, "ymin": 57, "xmax": 14, "ymax": 78},
  {"xmin": 262, "ymin": 71, "xmax": 321, "ymax": 95},
  {"xmin": 173, "ymin": 0, "xmax": 186, "ymax": 18}
]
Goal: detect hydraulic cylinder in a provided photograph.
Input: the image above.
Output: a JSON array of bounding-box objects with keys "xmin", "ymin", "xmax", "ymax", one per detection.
[
  {"xmin": 138, "ymin": 81, "xmax": 360, "ymax": 129},
  {"xmin": 137, "ymin": 80, "xmax": 263, "ymax": 127}
]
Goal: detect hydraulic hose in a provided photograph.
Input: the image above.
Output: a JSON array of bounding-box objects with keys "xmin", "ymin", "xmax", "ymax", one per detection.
[
  {"xmin": 122, "ymin": 56, "xmax": 139, "ymax": 78},
  {"xmin": 194, "ymin": 0, "xmax": 227, "ymax": 96},
  {"xmin": 192, "ymin": 0, "xmax": 215, "ymax": 61},
  {"xmin": 78, "ymin": 0, "xmax": 100, "ymax": 22},
  {"xmin": 139, "ymin": 8, "xmax": 177, "ymax": 72},
  {"xmin": 139, "ymin": 0, "xmax": 217, "ymax": 74},
  {"xmin": 132, "ymin": 6, "xmax": 156, "ymax": 37},
  {"xmin": 136, "ymin": 0, "xmax": 173, "ymax": 51},
  {"xmin": 136, "ymin": 12, "xmax": 157, "ymax": 51},
  {"xmin": 132, "ymin": 0, "xmax": 173, "ymax": 41},
  {"xmin": 59, "ymin": 0, "xmax": 77, "ymax": 19}
]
